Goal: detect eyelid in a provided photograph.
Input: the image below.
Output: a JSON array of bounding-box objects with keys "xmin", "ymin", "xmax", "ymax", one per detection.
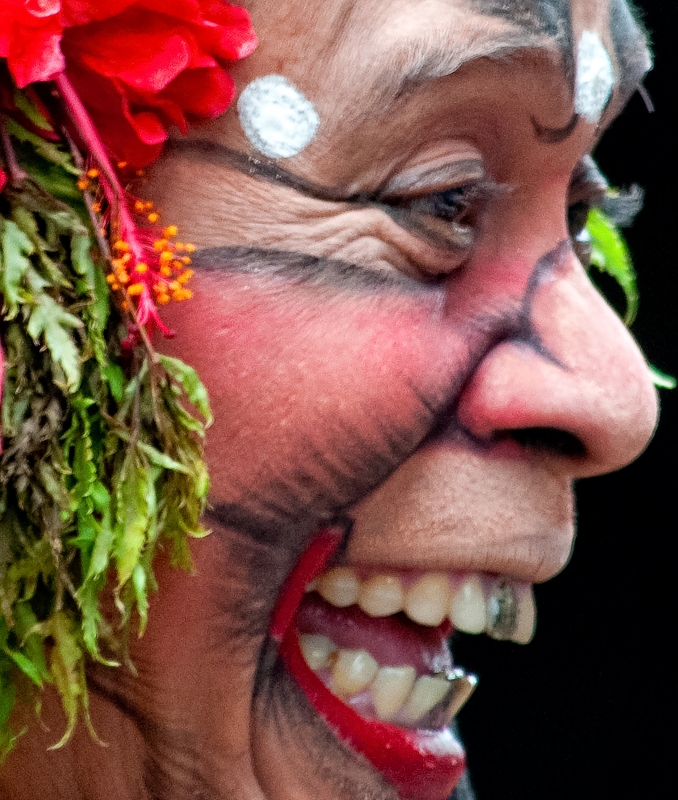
[
  {"xmin": 380, "ymin": 159, "xmax": 486, "ymax": 197},
  {"xmin": 568, "ymin": 156, "xmax": 608, "ymax": 206}
]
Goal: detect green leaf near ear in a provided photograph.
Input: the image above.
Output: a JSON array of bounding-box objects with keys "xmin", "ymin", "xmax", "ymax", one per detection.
[
  {"xmin": 587, "ymin": 206, "xmax": 674, "ymax": 389},
  {"xmin": 649, "ymin": 365, "xmax": 677, "ymax": 390},
  {"xmin": 158, "ymin": 355, "xmax": 213, "ymax": 427},
  {"xmin": 587, "ymin": 206, "xmax": 639, "ymax": 326},
  {"xmin": 26, "ymin": 293, "xmax": 83, "ymax": 392},
  {"xmin": 0, "ymin": 219, "xmax": 34, "ymax": 319},
  {"xmin": 114, "ymin": 457, "xmax": 157, "ymax": 587},
  {"xmin": 46, "ymin": 612, "xmax": 88, "ymax": 749},
  {"xmin": 0, "ymin": 99, "xmax": 213, "ymax": 755}
]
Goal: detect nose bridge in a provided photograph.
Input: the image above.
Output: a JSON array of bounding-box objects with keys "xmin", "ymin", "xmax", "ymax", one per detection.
[{"xmin": 455, "ymin": 250, "xmax": 658, "ymax": 477}]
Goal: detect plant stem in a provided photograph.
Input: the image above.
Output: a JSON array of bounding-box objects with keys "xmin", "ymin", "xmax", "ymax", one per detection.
[
  {"xmin": 53, "ymin": 74, "xmax": 142, "ymax": 256},
  {"xmin": 62, "ymin": 127, "xmax": 112, "ymax": 261},
  {"xmin": 0, "ymin": 115, "xmax": 28, "ymax": 186}
]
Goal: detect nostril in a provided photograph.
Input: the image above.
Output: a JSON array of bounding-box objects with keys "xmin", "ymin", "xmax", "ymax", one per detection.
[{"xmin": 497, "ymin": 427, "xmax": 587, "ymax": 458}]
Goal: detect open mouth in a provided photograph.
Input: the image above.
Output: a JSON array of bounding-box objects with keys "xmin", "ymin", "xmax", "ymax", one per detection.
[{"xmin": 270, "ymin": 529, "xmax": 536, "ymax": 800}]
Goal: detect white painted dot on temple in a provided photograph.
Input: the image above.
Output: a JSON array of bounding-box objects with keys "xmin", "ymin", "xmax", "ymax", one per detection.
[
  {"xmin": 575, "ymin": 30, "xmax": 616, "ymax": 124},
  {"xmin": 237, "ymin": 74, "xmax": 320, "ymax": 159}
]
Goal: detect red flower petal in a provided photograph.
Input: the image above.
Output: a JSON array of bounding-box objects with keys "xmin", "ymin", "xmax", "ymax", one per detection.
[
  {"xmin": 61, "ymin": 0, "xmax": 137, "ymax": 27},
  {"xmin": 3, "ymin": 1, "xmax": 257, "ymax": 167},
  {"xmin": 128, "ymin": 87, "xmax": 187, "ymax": 133},
  {"xmin": 198, "ymin": 2, "xmax": 257, "ymax": 59},
  {"xmin": 24, "ymin": 0, "xmax": 61, "ymax": 19},
  {"xmin": 160, "ymin": 66, "xmax": 234, "ymax": 120},
  {"xmin": 64, "ymin": 17, "xmax": 192, "ymax": 92},
  {"xmin": 8, "ymin": 18, "xmax": 64, "ymax": 86},
  {"xmin": 126, "ymin": 109, "xmax": 167, "ymax": 145},
  {"xmin": 112, "ymin": 35, "xmax": 193, "ymax": 93},
  {"xmin": 136, "ymin": 0, "xmax": 203, "ymax": 24}
]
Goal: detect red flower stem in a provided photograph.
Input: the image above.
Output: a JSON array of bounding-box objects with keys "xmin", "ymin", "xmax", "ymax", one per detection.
[{"xmin": 53, "ymin": 73, "xmax": 143, "ymax": 257}]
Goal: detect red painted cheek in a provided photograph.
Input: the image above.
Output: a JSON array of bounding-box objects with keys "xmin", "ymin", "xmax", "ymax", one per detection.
[{"xmin": 160, "ymin": 278, "xmax": 470, "ymax": 502}]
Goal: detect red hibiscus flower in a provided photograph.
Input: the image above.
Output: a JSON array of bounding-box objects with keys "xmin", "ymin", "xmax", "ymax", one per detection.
[{"xmin": 0, "ymin": 0, "xmax": 257, "ymax": 167}]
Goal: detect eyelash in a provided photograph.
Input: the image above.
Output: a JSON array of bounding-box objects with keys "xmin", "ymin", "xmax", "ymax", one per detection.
[
  {"xmin": 402, "ymin": 185, "xmax": 477, "ymax": 223},
  {"xmin": 567, "ymin": 186, "xmax": 644, "ymax": 267},
  {"xmin": 379, "ymin": 168, "xmax": 641, "ymax": 272},
  {"xmin": 568, "ymin": 199, "xmax": 593, "ymax": 264}
]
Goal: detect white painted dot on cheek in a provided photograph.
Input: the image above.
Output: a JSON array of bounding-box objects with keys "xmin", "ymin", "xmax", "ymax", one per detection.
[
  {"xmin": 237, "ymin": 75, "xmax": 320, "ymax": 159},
  {"xmin": 575, "ymin": 30, "xmax": 616, "ymax": 124}
]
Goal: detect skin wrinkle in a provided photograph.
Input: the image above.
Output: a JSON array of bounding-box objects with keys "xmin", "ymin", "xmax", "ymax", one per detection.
[
  {"xmin": 168, "ymin": 141, "xmax": 492, "ymax": 258},
  {"xmin": 372, "ymin": 31, "xmax": 550, "ymax": 107},
  {"xmin": 358, "ymin": 0, "xmax": 644, "ymax": 114},
  {"xmin": 469, "ymin": 0, "xmax": 647, "ymax": 104},
  {"xmin": 86, "ymin": 674, "xmax": 215, "ymax": 800}
]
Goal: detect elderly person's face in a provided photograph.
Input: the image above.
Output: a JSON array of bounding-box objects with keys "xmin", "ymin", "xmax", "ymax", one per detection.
[{"xmin": 4, "ymin": 1, "xmax": 658, "ymax": 799}]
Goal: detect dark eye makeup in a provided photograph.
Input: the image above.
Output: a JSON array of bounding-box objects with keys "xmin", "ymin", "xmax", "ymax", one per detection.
[
  {"xmin": 375, "ymin": 177, "xmax": 505, "ymax": 259},
  {"xmin": 566, "ymin": 156, "xmax": 643, "ymax": 268}
]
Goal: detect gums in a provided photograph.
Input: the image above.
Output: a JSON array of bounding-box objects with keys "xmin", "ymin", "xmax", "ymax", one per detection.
[{"xmin": 268, "ymin": 530, "xmax": 467, "ymax": 800}]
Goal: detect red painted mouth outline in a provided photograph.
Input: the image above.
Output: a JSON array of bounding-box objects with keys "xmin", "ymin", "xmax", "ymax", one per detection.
[{"xmin": 269, "ymin": 529, "xmax": 466, "ymax": 800}]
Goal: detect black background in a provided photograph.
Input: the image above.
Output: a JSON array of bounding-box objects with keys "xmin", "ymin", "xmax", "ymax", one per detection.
[{"xmin": 456, "ymin": 2, "xmax": 677, "ymax": 798}]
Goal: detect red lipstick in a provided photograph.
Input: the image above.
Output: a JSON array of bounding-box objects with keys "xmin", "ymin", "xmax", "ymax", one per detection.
[{"xmin": 269, "ymin": 529, "xmax": 467, "ymax": 800}]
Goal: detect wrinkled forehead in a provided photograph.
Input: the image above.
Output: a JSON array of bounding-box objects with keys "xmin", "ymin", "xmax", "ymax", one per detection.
[{"xmin": 255, "ymin": 0, "xmax": 651, "ymax": 115}]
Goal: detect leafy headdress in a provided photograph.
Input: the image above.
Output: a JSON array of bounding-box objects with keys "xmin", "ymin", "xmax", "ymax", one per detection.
[
  {"xmin": 0, "ymin": 0, "xmax": 256, "ymax": 753},
  {"xmin": 0, "ymin": 0, "xmax": 670, "ymax": 758}
]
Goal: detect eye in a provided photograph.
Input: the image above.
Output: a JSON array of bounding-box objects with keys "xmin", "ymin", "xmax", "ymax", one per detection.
[
  {"xmin": 567, "ymin": 156, "xmax": 608, "ymax": 266},
  {"xmin": 568, "ymin": 199, "xmax": 593, "ymax": 266},
  {"xmin": 404, "ymin": 184, "xmax": 477, "ymax": 225},
  {"xmin": 377, "ymin": 178, "xmax": 501, "ymax": 259}
]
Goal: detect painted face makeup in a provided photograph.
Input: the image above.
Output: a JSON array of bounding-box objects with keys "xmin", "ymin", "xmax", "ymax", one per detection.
[
  {"xmin": 575, "ymin": 30, "xmax": 616, "ymax": 124},
  {"xmin": 238, "ymin": 74, "xmax": 320, "ymax": 158},
  {"xmin": 5, "ymin": 4, "xmax": 656, "ymax": 800}
]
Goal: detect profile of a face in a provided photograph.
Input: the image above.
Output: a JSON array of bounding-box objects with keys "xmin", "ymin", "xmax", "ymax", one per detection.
[{"xmin": 1, "ymin": 1, "xmax": 659, "ymax": 799}]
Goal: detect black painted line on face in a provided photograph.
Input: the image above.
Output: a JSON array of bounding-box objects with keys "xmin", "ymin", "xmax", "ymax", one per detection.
[
  {"xmin": 200, "ymin": 239, "xmax": 573, "ymax": 548},
  {"xmin": 532, "ymin": 111, "xmax": 580, "ymax": 144},
  {"xmin": 169, "ymin": 140, "xmax": 484, "ymax": 257},
  {"xmin": 190, "ymin": 245, "xmax": 438, "ymax": 294},
  {"xmin": 166, "ymin": 139, "xmax": 362, "ymax": 204},
  {"xmin": 431, "ymin": 240, "xmax": 572, "ymax": 449}
]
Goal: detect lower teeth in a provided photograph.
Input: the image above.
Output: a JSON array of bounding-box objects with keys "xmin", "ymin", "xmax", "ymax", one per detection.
[{"xmin": 298, "ymin": 633, "xmax": 477, "ymax": 728}]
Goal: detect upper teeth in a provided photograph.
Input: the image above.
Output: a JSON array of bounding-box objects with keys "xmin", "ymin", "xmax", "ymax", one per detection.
[{"xmin": 311, "ymin": 568, "xmax": 536, "ymax": 644}]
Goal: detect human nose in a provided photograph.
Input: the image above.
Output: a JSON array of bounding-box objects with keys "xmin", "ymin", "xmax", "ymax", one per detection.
[{"xmin": 454, "ymin": 249, "xmax": 659, "ymax": 478}]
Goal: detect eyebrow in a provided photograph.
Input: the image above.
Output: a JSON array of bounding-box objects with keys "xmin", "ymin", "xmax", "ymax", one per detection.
[
  {"xmin": 369, "ymin": 27, "xmax": 550, "ymax": 108},
  {"xmin": 368, "ymin": 1, "xmax": 651, "ymax": 112}
]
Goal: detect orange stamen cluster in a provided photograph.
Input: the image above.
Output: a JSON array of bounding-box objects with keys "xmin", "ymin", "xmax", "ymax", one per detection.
[
  {"xmin": 77, "ymin": 165, "xmax": 195, "ymax": 327},
  {"xmin": 106, "ymin": 216, "xmax": 194, "ymax": 307},
  {"xmin": 148, "ymin": 224, "xmax": 194, "ymax": 304}
]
